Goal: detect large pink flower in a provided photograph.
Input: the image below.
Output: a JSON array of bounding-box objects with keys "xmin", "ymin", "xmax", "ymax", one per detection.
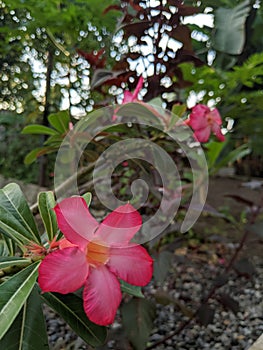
[
  {"xmin": 186, "ymin": 104, "xmax": 225, "ymax": 143},
  {"xmin": 38, "ymin": 197, "xmax": 153, "ymax": 326}
]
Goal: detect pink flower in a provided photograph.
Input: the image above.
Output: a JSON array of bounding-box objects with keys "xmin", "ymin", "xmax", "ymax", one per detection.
[
  {"xmin": 122, "ymin": 76, "xmax": 143, "ymax": 104},
  {"xmin": 186, "ymin": 104, "xmax": 225, "ymax": 143},
  {"xmin": 38, "ymin": 197, "xmax": 153, "ymax": 326},
  {"xmin": 112, "ymin": 76, "xmax": 143, "ymax": 121}
]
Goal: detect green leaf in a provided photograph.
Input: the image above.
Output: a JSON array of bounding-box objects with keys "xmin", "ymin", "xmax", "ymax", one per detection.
[
  {"xmin": 0, "ymin": 257, "xmax": 31, "ymax": 269},
  {"xmin": 38, "ymin": 191, "xmax": 58, "ymax": 241},
  {"xmin": 1, "ymin": 235, "xmax": 16, "ymax": 256},
  {"xmin": 153, "ymin": 251, "xmax": 173, "ymax": 284},
  {"xmin": 0, "ymin": 285, "xmax": 49, "ymax": 350},
  {"xmin": 41, "ymin": 292, "xmax": 107, "ymax": 347},
  {"xmin": 171, "ymin": 103, "xmax": 187, "ymax": 118},
  {"xmin": 24, "ymin": 148, "xmax": 43, "ymax": 165},
  {"xmin": 120, "ymin": 280, "xmax": 144, "ymax": 298},
  {"xmin": 0, "ymin": 240, "xmax": 9, "ymax": 256},
  {"xmin": 205, "ymin": 140, "xmax": 226, "ymax": 170},
  {"xmin": 211, "ymin": 144, "xmax": 251, "ymax": 175},
  {"xmin": 82, "ymin": 192, "xmax": 92, "ymax": 207},
  {"xmin": 0, "ymin": 183, "xmax": 40, "ymax": 246},
  {"xmin": 122, "ymin": 298, "xmax": 156, "ymax": 350},
  {"xmin": 0, "ymin": 262, "xmax": 40, "ymax": 339},
  {"xmin": 48, "ymin": 111, "xmax": 70, "ymax": 133},
  {"xmin": 21, "ymin": 124, "xmax": 58, "ymax": 136},
  {"xmin": 213, "ymin": 0, "xmax": 251, "ymax": 55},
  {"xmin": 24, "ymin": 147, "xmax": 55, "ymax": 165}
]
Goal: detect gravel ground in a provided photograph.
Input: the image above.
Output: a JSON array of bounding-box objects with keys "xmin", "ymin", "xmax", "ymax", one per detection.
[{"xmin": 44, "ymin": 246, "xmax": 262, "ymax": 350}]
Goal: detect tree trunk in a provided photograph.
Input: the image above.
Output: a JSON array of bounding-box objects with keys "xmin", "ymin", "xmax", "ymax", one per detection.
[{"xmin": 38, "ymin": 49, "xmax": 54, "ymax": 186}]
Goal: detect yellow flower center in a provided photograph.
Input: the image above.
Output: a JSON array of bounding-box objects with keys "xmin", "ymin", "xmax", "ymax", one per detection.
[{"xmin": 86, "ymin": 240, "xmax": 109, "ymax": 267}]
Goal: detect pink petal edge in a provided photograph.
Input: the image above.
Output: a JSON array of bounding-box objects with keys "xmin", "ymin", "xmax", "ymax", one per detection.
[
  {"xmin": 54, "ymin": 197, "xmax": 99, "ymax": 248},
  {"xmin": 94, "ymin": 203, "xmax": 142, "ymax": 245},
  {"xmin": 83, "ymin": 265, "xmax": 122, "ymax": 325},
  {"xmin": 38, "ymin": 247, "xmax": 89, "ymax": 294},
  {"xmin": 108, "ymin": 244, "xmax": 153, "ymax": 286}
]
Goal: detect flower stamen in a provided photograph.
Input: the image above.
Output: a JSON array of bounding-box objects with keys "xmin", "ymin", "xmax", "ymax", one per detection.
[{"xmin": 86, "ymin": 240, "xmax": 109, "ymax": 266}]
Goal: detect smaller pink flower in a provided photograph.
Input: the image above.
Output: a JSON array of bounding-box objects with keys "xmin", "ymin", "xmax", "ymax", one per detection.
[
  {"xmin": 122, "ymin": 76, "xmax": 143, "ymax": 104},
  {"xmin": 112, "ymin": 77, "xmax": 143, "ymax": 121},
  {"xmin": 186, "ymin": 104, "xmax": 225, "ymax": 143},
  {"xmin": 38, "ymin": 197, "xmax": 153, "ymax": 326}
]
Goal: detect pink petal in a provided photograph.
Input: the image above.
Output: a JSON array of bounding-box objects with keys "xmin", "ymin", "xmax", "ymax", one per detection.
[
  {"xmin": 211, "ymin": 123, "xmax": 225, "ymax": 142},
  {"xmin": 54, "ymin": 197, "xmax": 99, "ymax": 248},
  {"xmin": 210, "ymin": 108, "xmax": 222, "ymax": 125},
  {"xmin": 123, "ymin": 91, "xmax": 134, "ymax": 103},
  {"xmin": 58, "ymin": 238, "xmax": 76, "ymax": 249},
  {"xmin": 189, "ymin": 114, "xmax": 208, "ymax": 130},
  {"xmin": 133, "ymin": 76, "xmax": 143, "ymax": 99},
  {"xmin": 83, "ymin": 265, "xmax": 122, "ymax": 325},
  {"xmin": 108, "ymin": 244, "xmax": 153, "ymax": 286},
  {"xmin": 192, "ymin": 104, "xmax": 210, "ymax": 115},
  {"xmin": 194, "ymin": 125, "xmax": 211, "ymax": 143},
  {"xmin": 38, "ymin": 247, "xmax": 89, "ymax": 294},
  {"xmin": 189, "ymin": 105, "xmax": 210, "ymax": 130},
  {"xmin": 94, "ymin": 204, "xmax": 142, "ymax": 245}
]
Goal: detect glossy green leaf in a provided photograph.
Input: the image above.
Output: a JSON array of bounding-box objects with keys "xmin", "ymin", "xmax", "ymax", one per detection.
[
  {"xmin": 82, "ymin": 192, "xmax": 92, "ymax": 207},
  {"xmin": 41, "ymin": 292, "xmax": 107, "ymax": 347},
  {"xmin": 1, "ymin": 235, "xmax": 16, "ymax": 256},
  {"xmin": 38, "ymin": 191, "xmax": 58, "ymax": 241},
  {"xmin": 120, "ymin": 280, "xmax": 144, "ymax": 298},
  {"xmin": 0, "ymin": 257, "xmax": 31, "ymax": 269},
  {"xmin": 171, "ymin": 103, "xmax": 187, "ymax": 118},
  {"xmin": 24, "ymin": 147, "xmax": 55, "ymax": 165},
  {"xmin": 0, "ymin": 285, "xmax": 49, "ymax": 350},
  {"xmin": 0, "ymin": 183, "xmax": 40, "ymax": 246},
  {"xmin": 206, "ymin": 140, "xmax": 226, "ymax": 170},
  {"xmin": 0, "ymin": 240, "xmax": 9, "ymax": 256},
  {"xmin": 24, "ymin": 148, "xmax": 43, "ymax": 165},
  {"xmin": 210, "ymin": 144, "xmax": 251, "ymax": 175},
  {"xmin": 0, "ymin": 262, "xmax": 40, "ymax": 339},
  {"xmin": 122, "ymin": 298, "xmax": 156, "ymax": 350},
  {"xmin": 48, "ymin": 111, "xmax": 70, "ymax": 133},
  {"xmin": 213, "ymin": 0, "xmax": 251, "ymax": 55},
  {"xmin": 21, "ymin": 124, "xmax": 58, "ymax": 136}
]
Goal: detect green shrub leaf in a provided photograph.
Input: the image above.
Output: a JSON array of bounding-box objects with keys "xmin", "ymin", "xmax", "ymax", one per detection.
[
  {"xmin": 41, "ymin": 292, "xmax": 107, "ymax": 347},
  {"xmin": 0, "ymin": 183, "xmax": 40, "ymax": 246},
  {"xmin": 38, "ymin": 191, "xmax": 58, "ymax": 241},
  {"xmin": 0, "ymin": 285, "xmax": 49, "ymax": 350},
  {"xmin": 0, "ymin": 262, "xmax": 40, "ymax": 339},
  {"xmin": 21, "ymin": 124, "xmax": 58, "ymax": 136},
  {"xmin": 121, "ymin": 298, "xmax": 156, "ymax": 350}
]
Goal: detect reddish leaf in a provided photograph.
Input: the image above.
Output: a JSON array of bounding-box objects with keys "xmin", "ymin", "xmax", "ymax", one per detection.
[
  {"xmin": 218, "ymin": 293, "xmax": 239, "ymax": 314},
  {"xmin": 103, "ymin": 5, "xmax": 121, "ymax": 15},
  {"xmin": 197, "ymin": 304, "xmax": 215, "ymax": 326},
  {"xmin": 248, "ymin": 221, "xmax": 263, "ymax": 238},
  {"xmin": 76, "ymin": 48, "xmax": 106, "ymax": 69},
  {"xmin": 214, "ymin": 274, "xmax": 229, "ymax": 288},
  {"xmin": 224, "ymin": 194, "xmax": 254, "ymax": 207},
  {"xmin": 121, "ymin": 21, "xmax": 151, "ymax": 39},
  {"xmin": 234, "ymin": 258, "xmax": 256, "ymax": 277},
  {"xmin": 177, "ymin": 5, "xmax": 200, "ymax": 17},
  {"xmin": 170, "ymin": 24, "xmax": 193, "ymax": 51}
]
